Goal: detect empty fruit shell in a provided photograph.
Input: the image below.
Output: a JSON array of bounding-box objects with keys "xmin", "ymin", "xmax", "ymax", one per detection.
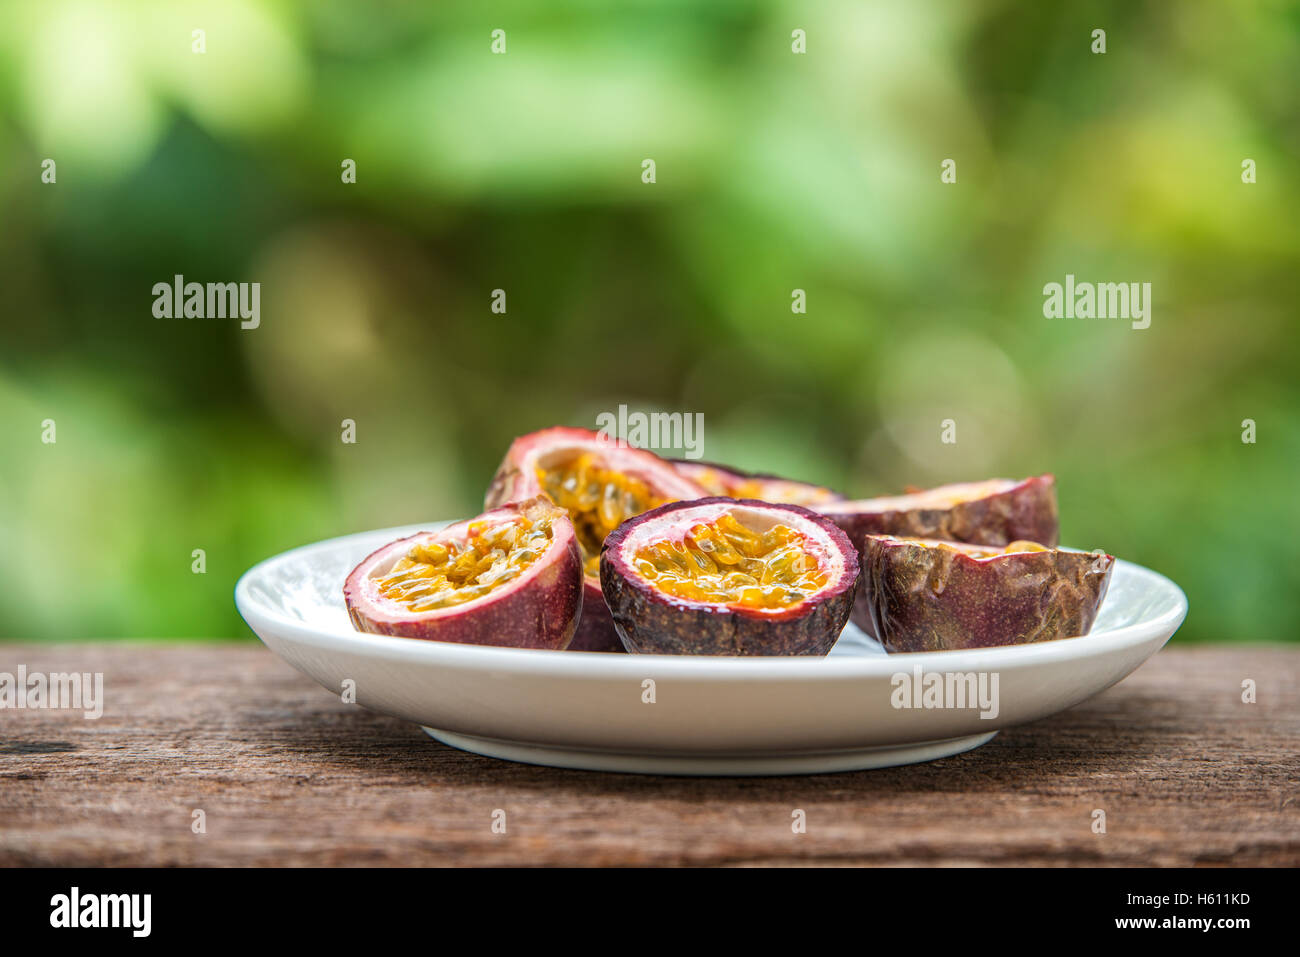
[
  {"xmin": 815, "ymin": 475, "xmax": 1060, "ymax": 635},
  {"xmin": 861, "ymin": 535, "xmax": 1114, "ymax": 653}
]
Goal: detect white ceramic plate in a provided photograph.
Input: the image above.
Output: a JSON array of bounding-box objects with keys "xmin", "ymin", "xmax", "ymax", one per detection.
[{"xmin": 235, "ymin": 522, "xmax": 1188, "ymax": 776}]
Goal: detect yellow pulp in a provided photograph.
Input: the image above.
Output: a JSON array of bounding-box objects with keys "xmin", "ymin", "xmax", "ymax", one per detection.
[
  {"xmin": 689, "ymin": 468, "xmax": 830, "ymax": 506},
  {"xmin": 376, "ymin": 510, "xmax": 554, "ymax": 611},
  {"xmin": 633, "ymin": 513, "xmax": 829, "ymax": 611},
  {"xmin": 726, "ymin": 478, "xmax": 831, "ymax": 506},
  {"xmin": 686, "ymin": 469, "xmax": 732, "ymax": 497},
  {"xmin": 538, "ymin": 453, "xmax": 671, "ymax": 576},
  {"xmin": 932, "ymin": 539, "xmax": 1049, "ymax": 558}
]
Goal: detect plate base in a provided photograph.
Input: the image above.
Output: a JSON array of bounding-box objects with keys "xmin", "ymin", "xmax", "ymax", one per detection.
[{"xmin": 422, "ymin": 728, "xmax": 998, "ymax": 776}]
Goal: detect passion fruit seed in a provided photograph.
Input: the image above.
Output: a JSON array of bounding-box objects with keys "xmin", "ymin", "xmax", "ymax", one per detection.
[
  {"xmin": 375, "ymin": 509, "xmax": 555, "ymax": 612},
  {"xmin": 537, "ymin": 453, "xmax": 672, "ymax": 576},
  {"xmin": 633, "ymin": 514, "xmax": 829, "ymax": 610}
]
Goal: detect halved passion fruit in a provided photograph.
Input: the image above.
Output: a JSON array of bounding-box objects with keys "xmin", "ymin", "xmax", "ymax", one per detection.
[
  {"xmin": 600, "ymin": 498, "xmax": 860, "ymax": 656},
  {"xmin": 344, "ymin": 497, "xmax": 583, "ymax": 649},
  {"xmin": 485, "ymin": 427, "xmax": 707, "ymax": 652},
  {"xmin": 671, "ymin": 460, "xmax": 845, "ymax": 507},
  {"xmin": 814, "ymin": 475, "xmax": 1060, "ymax": 635},
  {"xmin": 814, "ymin": 475, "xmax": 1059, "ymax": 550},
  {"xmin": 862, "ymin": 535, "xmax": 1114, "ymax": 653}
]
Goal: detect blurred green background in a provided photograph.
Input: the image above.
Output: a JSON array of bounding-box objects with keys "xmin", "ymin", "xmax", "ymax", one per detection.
[{"xmin": 1, "ymin": 1, "xmax": 1296, "ymax": 642}]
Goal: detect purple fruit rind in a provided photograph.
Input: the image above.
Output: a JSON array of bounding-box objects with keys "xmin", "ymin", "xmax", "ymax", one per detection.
[
  {"xmin": 863, "ymin": 537, "xmax": 1114, "ymax": 653},
  {"xmin": 816, "ymin": 475, "xmax": 1060, "ymax": 636},
  {"xmin": 817, "ymin": 475, "xmax": 1060, "ymax": 552},
  {"xmin": 566, "ymin": 584, "xmax": 625, "ymax": 652},
  {"xmin": 600, "ymin": 497, "xmax": 860, "ymax": 656},
  {"xmin": 343, "ymin": 503, "xmax": 584, "ymax": 650}
]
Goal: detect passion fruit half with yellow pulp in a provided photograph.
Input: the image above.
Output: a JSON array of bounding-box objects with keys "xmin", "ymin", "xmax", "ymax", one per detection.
[
  {"xmin": 862, "ymin": 536, "xmax": 1114, "ymax": 653},
  {"xmin": 485, "ymin": 427, "xmax": 707, "ymax": 652},
  {"xmin": 815, "ymin": 475, "xmax": 1059, "ymax": 636},
  {"xmin": 344, "ymin": 497, "xmax": 583, "ymax": 649},
  {"xmin": 600, "ymin": 498, "xmax": 859, "ymax": 656},
  {"xmin": 671, "ymin": 460, "xmax": 845, "ymax": 507}
]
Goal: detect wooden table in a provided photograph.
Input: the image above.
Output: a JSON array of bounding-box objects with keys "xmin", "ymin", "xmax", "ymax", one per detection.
[{"xmin": 1, "ymin": 644, "xmax": 1296, "ymax": 866}]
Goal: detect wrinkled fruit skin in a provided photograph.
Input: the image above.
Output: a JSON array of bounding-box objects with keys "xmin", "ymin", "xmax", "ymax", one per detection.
[
  {"xmin": 670, "ymin": 459, "xmax": 845, "ymax": 506},
  {"xmin": 863, "ymin": 537, "xmax": 1114, "ymax": 653},
  {"xmin": 485, "ymin": 426, "xmax": 706, "ymax": 653},
  {"xmin": 600, "ymin": 498, "xmax": 860, "ymax": 656},
  {"xmin": 343, "ymin": 503, "xmax": 584, "ymax": 650},
  {"xmin": 817, "ymin": 475, "xmax": 1059, "ymax": 552},
  {"xmin": 815, "ymin": 475, "xmax": 1060, "ymax": 636}
]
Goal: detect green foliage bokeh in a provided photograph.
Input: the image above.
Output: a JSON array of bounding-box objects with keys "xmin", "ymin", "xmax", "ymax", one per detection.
[{"xmin": 0, "ymin": 1, "xmax": 1296, "ymax": 642}]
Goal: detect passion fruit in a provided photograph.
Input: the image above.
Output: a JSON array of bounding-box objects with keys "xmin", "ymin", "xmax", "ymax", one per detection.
[
  {"xmin": 862, "ymin": 536, "xmax": 1114, "ymax": 653},
  {"xmin": 344, "ymin": 497, "xmax": 583, "ymax": 649},
  {"xmin": 599, "ymin": 498, "xmax": 859, "ymax": 656},
  {"xmin": 815, "ymin": 475, "xmax": 1059, "ymax": 551},
  {"xmin": 671, "ymin": 460, "xmax": 845, "ymax": 507},
  {"xmin": 485, "ymin": 427, "xmax": 707, "ymax": 652},
  {"xmin": 815, "ymin": 475, "xmax": 1060, "ymax": 635}
]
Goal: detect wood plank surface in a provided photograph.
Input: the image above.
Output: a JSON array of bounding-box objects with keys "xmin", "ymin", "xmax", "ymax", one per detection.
[{"xmin": 0, "ymin": 644, "xmax": 1296, "ymax": 866}]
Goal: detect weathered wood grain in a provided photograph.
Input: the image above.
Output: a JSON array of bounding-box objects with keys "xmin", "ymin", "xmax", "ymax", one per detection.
[{"xmin": 0, "ymin": 644, "xmax": 1295, "ymax": 866}]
